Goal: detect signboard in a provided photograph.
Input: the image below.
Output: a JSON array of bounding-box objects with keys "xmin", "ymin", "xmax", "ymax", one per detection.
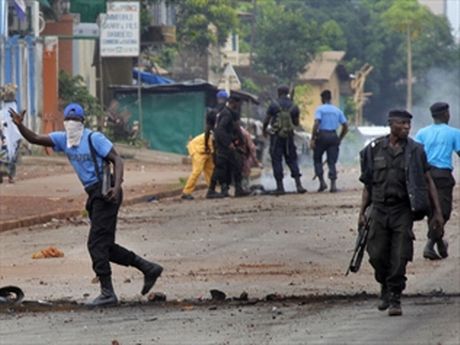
[{"xmin": 100, "ymin": 1, "xmax": 140, "ymax": 57}]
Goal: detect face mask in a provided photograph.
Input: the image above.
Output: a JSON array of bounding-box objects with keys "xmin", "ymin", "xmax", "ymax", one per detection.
[{"xmin": 64, "ymin": 120, "xmax": 84, "ymax": 148}]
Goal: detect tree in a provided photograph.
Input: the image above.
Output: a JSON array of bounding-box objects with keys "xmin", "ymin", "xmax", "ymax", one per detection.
[
  {"xmin": 173, "ymin": 0, "xmax": 238, "ymax": 53},
  {"xmin": 382, "ymin": 0, "xmax": 432, "ymax": 111},
  {"xmin": 252, "ymin": 1, "xmax": 320, "ymax": 84}
]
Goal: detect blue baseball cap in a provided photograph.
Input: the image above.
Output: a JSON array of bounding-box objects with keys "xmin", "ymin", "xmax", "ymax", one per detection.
[
  {"xmin": 63, "ymin": 103, "xmax": 85, "ymax": 119},
  {"xmin": 216, "ymin": 90, "xmax": 229, "ymax": 99}
]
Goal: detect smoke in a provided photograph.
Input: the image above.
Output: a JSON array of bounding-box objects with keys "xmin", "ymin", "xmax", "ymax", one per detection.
[{"xmin": 411, "ymin": 67, "xmax": 460, "ymax": 132}]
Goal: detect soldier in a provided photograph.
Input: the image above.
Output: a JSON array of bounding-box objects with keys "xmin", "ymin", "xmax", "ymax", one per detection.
[
  {"xmin": 358, "ymin": 110, "xmax": 444, "ymax": 316},
  {"xmin": 415, "ymin": 102, "xmax": 460, "ymax": 260},
  {"xmin": 212, "ymin": 94, "xmax": 247, "ymax": 197},
  {"xmin": 263, "ymin": 85, "xmax": 306, "ymax": 194}
]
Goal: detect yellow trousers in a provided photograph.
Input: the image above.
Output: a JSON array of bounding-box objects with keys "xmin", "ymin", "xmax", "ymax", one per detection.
[{"xmin": 182, "ymin": 153, "xmax": 214, "ymax": 195}]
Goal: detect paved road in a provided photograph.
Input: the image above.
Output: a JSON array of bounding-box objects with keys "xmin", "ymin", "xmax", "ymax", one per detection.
[
  {"xmin": 1, "ymin": 170, "xmax": 458, "ymax": 344},
  {"xmin": 1, "ymin": 296, "xmax": 458, "ymax": 344}
]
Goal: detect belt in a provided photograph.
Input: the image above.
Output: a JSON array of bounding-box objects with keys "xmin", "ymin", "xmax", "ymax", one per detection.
[
  {"xmin": 85, "ymin": 182, "xmax": 101, "ymax": 194},
  {"xmin": 319, "ymin": 129, "xmax": 337, "ymax": 132}
]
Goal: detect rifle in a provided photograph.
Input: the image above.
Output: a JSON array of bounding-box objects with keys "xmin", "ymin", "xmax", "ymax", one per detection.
[{"xmin": 346, "ymin": 206, "xmax": 372, "ymax": 275}]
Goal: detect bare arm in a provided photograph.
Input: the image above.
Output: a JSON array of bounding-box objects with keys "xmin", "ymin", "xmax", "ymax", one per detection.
[
  {"xmin": 262, "ymin": 112, "xmax": 272, "ymax": 137},
  {"xmin": 9, "ymin": 108, "xmax": 53, "ymax": 147},
  {"xmin": 310, "ymin": 119, "xmax": 320, "ymax": 149},
  {"xmin": 104, "ymin": 148, "xmax": 124, "ymax": 202},
  {"xmin": 426, "ymin": 171, "xmax": 444, "ymax": 234},
  {"xmin": 358, "ymin": 186, "xmax": 371, "ymax": 228},
  {"xmin": 339, "ymin": 122, "xmax": 349, "ymax": 142}
]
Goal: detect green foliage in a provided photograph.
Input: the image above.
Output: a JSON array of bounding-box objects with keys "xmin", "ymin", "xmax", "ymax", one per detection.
[
  {"xmin": 241, "ymin": 78, "xmax": 261, "ymax": 94},
  {"xmin": 174, "ymin": 0, "xmax": 239, "ymax": 52},
  {"xmin": 382, "ymin": 0, "xmax": 432, "ymax": 40},
  {"xmin": 58, "ymin": 71, "xmax": 104, "ymax": 128},
  {"xmin": 253, "ymin": 1, "xmax": 319, "ymax": 84}
]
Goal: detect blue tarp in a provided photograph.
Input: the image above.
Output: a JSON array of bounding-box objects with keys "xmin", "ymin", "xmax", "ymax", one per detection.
[{"xmin": 132, "ymin": 70, "xmax": 174, "ymax": 85}]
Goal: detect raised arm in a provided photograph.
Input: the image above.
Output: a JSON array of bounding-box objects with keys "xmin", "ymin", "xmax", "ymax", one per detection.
[{"xmin": 9, "ymin": 108, "xmax": 53, "ymax": 147}]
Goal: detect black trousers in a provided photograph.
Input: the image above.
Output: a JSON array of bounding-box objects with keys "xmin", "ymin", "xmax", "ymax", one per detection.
[
  {"xmin": 366, "ymin": 204, "xmax": 414, "ymax": 294},
  {"xmin": 85, "ymin": 183, "xmax": 135, "ymax": 277},
  {"xmin": 269, "ymin": 134, "xmax": 301, "ymax": 181},
  {"xmin": 313, "ymin": 131, "xmax": 339, "ymax": 180},
  {"xmin": 214, "ymin": 149, "xmax": 242, "ymax": 187},
  {"xmin": 427, "ymin": 168, "xmax": 455, "ymax": 239}
]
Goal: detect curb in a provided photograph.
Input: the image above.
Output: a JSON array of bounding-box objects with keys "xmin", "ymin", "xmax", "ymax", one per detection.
[{"xmin": 0, "ymin": 184, "xmax": 201, "ymax": 233}]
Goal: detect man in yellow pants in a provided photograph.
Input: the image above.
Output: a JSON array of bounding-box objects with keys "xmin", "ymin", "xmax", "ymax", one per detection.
[{"xmin": 181, "ymin": 132, "xmax": 214, "ymax": 200}]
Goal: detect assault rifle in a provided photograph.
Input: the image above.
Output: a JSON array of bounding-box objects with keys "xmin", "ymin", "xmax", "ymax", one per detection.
[{"xmin": 346, "ymin": 206, "xmax": 372, "ymax": 275}]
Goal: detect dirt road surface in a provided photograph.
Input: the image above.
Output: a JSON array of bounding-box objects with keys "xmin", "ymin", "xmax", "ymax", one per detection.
[{"xmin": 1, "ymin": 165, "xmax": 459, "ymax": 344}]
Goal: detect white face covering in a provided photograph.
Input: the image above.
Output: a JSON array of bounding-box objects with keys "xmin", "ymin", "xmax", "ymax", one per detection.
[{"xmin": 64, "ymin": 120, "xmax": 84, "ymax": 148}]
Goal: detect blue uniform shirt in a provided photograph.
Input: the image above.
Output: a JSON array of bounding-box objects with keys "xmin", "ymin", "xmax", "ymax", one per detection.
[
  {"xmin": 49, "ymin": 128, "xmax": 113, "ymax": 188},
  {"xmin": 315, "ymin": 103, "xmax": 347, "ymax": 131},
  {"xmin": 415, "ymin": 124, "xmax": 460, "ymax": 170}
]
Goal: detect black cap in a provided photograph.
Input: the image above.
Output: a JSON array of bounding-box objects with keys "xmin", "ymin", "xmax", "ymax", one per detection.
[
  {"xmin": 320, "ymin": 89, "xmax": 332, "ymax": 100},
  {"xmin": 430, "ymin": 102, "xmax": 449, "ymax": 116},
  {"xmin": 277, "ymin": 85, "xmax": 290, "ymax": 95},
  {"xmin": 388, "ymin": 109, "xmax": 413, "ymax": 119},
  {"xmin": 228, "ymin": 94, "xmax": 242, "ymax": 102}
]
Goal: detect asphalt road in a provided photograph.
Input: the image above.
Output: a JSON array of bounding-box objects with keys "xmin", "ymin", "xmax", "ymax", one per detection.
[
  {"xmin": 1, "ymin": 296, "xmax": 458, "ymax": 345},
  {"xmin": 1, "ymin": 170, "xmax": 459, "ymax": 344}
]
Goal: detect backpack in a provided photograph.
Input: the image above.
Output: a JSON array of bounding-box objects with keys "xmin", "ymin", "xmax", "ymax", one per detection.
[{"xmin": 272, "ymin": 102, "xmax": 295, "ymax": 138}]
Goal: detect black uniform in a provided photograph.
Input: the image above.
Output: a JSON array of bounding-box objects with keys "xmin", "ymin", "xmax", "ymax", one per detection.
[
  {"xmin": 264, "ymin": 97, "xmax": 301, "ymax": 182},
  {"xmin": 360, "ymin": 136, "xmax": 431, "ymax": 295},
  {"xmin": 213, "ymin": 106, "xmax": 244, "ymax": 190}
]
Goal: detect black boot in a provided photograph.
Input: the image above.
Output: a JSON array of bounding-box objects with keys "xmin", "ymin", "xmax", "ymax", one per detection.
[
  {"xmin": 235, "ymin": 182, "xmax": 250, "ymax": 197},
  {"xmin": 436, "ymin": 239, "xmax": 449, "ymax": 259},
  {"xmin": 378, "ymin": 285, "xmax": 390, "ymax": 311},
  {"xmin": 206, "ymin": 189, "xmax": 224, "ymax": 199},
  {"xmin": 317, "ymin": 176, "xmax": 327, "ymax": 192},
  {"xmin": 86, "ymin": 275, "xmax": 118, "ymax": 307},
  {"xmin": 274, "ymin": 179, "xmax": 285, "ymax": 195},
  {"xmin": 221, "ymin": 184, "xmax": 230, "ymax": 197},
  {"xmin": 329, "ymin": 179, "xmax": 338, "ymax": 193},
  {"xmin": 132, "ymin": 255, "xmax": 163, "ymax": 295},
  {"xmin": 294, "ymin": 177, "xmax": 306, "ymax": 194},
  {"xmin": 423, "ymin": 239, "xmax": 441, "ymax": 260},
  {"xmin": 388, "ymin": 292, "xmax": 402, "ymax": 316}
]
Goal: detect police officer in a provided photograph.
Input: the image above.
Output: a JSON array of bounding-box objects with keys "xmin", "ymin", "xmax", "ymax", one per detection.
[
  {"xmin": 311, "ymin": 90, "xmax": 348, "ymax": 192},
  {"xmin": 205, "ymin": 90, "xmax": 229, "ymax": 198},
  {"xmin": 213, "ymin": 94, "xmax": 247, "ymax": 197},
  {"xmin": 9, "ymin": 105, "xmax": 163, "ymax": 307},
  {"xmin": 415, "ymin": 102, "xmax": 460, "ymax": 260},
  {"xmin": 263, "ymin": 85, "xmax": 306, "ymax": 194},
  {"xmin": 358, "ymin": 110, "xmax": 444, "ymax": 316}
]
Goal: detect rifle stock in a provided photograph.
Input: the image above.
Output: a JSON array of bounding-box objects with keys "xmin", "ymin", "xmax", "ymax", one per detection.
[{"xmin": 346, "ymin": 206, "xmax": 372, "ymax": 275}]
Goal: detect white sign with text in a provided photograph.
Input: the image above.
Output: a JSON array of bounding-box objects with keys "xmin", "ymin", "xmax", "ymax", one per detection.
[{"xmin": 100, "ymin": 1, "xmax": 140, "ymax": 57}]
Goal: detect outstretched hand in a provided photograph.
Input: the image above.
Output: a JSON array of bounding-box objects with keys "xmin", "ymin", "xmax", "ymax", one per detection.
[{"xmin": 9, "ymin": 108, "xmax": 26, "ymax": 126}]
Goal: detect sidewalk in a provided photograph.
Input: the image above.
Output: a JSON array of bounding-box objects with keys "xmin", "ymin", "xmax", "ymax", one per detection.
[{"xmin": 0, "ymin": 147, "xmax": 193, "ymax": 231}]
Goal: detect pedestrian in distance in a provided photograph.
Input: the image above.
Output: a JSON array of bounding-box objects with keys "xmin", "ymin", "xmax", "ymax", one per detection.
[
  {"xmin": 0, "ymin": 83, "xmax": 22, "ymax": 184},
  {"xmin": 9, "ymin": 104, "xmax": 163, "ymax": 307},
  {"xmin": 310, "ymin": 90, "xmax": 348, "ymax": 192},
  {"xmin": 181, "ymin": 132, "xmax": 215, "ymax": 200},
  {"xmin": 415, "ymin": 102, "xmax": 460, "ymax": 260},
  {"xmin": 358, "ymin": 109, "xmax": 444, "ymax": 316},
  {"xmin": 263, "ymin": 85, "xmax": 306, "ymax": 195}
]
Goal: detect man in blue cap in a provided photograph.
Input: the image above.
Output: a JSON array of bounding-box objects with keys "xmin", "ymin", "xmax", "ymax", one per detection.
[
  {"xmin": 358, "ymin": 109, "xmax": 444, "ymax": 316},
  {"xmin": 415, "ymin": 102, "xmax": 460, "ymax": 260},
  {"xmin": 9, "ymin": 104, "xmax": 163, "ymax": 307}
]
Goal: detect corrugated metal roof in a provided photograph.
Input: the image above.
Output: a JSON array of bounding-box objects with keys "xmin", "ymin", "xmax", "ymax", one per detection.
[{"xmin": 299, "ymin": 51, "xmax": 346, "ymax": 82}]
